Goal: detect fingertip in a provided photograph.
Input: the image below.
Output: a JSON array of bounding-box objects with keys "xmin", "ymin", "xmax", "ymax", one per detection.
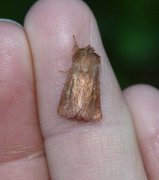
[
  {"xmin": 0, "ymin": 19, "xmax": 22, "ymax": 27},
  {"xmin": 0, "ymin": 21, "xmax": 30, "ymax": 85},
  {"xmin": 123, "ymin": 84, "xmax": 159, "ymax": 119},
  {"xmin": 24, "ymin": 0, "xmax": 93, "ymax": 47},
  {"xmin": 123, "ymin": 84, "xmax": 159, "ymax": 136},
  {"xmin": 124, "ymin": 84, "xmax": 159, "ymax": 98}
]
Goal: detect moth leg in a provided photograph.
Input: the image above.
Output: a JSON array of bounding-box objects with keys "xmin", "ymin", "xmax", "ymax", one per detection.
[{"xmin": 72, "ymin": 35, "xmax": 79, "ymax": 52}]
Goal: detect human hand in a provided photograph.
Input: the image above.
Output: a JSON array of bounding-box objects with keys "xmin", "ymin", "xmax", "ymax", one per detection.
[{"xmin": 0, "ymin": 0, "xmax": 158, "ymax": 179}]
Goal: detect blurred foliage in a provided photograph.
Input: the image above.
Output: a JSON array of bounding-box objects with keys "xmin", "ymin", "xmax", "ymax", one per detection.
[{"xmin": 0, "ymin": 0, "xmax": 158, "ymax": 89}]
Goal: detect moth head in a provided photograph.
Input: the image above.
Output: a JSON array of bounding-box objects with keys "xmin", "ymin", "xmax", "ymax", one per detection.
[
  {"xmin": 73, "ymin": 46, "xmax": 100, "ymax": 61},
  {"xmin": 73, "ymin": 47, "xmax": 100, "ymax": 73}
]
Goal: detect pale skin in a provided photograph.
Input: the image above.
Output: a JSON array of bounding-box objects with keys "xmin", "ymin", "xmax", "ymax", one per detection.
[{"xmin": 0, "ymin": 0, "xmax": 159, "ymax": 179}]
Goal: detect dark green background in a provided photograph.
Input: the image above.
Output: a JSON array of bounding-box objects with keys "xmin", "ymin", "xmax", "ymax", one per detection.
[{"xmin": 0, "ymin": 0, "xmax": 158, "ymax": 89}]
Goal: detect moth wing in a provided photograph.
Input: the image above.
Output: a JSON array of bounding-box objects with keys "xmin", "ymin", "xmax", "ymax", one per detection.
[
  {"xmin": 79, "ymin": 70, "xmax": 102, "ymax": 121},
  {"xmin": 58, "ymin": 68, "xmax": 81, "ymax": 119}
]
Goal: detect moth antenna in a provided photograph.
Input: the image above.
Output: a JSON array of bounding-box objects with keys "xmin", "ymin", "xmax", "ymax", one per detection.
[{"xmin": 73, "ymin": 35, "xmax": 79, "ymax": 51}]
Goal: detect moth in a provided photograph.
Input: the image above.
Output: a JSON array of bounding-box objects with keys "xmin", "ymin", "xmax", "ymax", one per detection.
[{"xmin": 58, "ymin": 36, "xmax": 102, "ymax": 122}]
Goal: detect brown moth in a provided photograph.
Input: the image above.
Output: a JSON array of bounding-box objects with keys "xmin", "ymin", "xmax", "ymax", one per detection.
[{"xmin": 58, "ymin": 36, "xmax": 102, "ymax": 122}]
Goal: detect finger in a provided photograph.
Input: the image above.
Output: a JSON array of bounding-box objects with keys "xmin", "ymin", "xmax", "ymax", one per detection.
[
  {"xmin": 0, "ymin": 21, "xmax": 49, "ymax": 180},
  {"xmin": 24, "ymin": 0, "xmax": 147, "ymax": 179},
  {"xmin": 124, "ymin": 85, "xmax": 159, "ymax": 180}
]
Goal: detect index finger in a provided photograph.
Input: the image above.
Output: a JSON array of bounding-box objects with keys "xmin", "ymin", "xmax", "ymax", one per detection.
[{"xmin": 24, "ymin": 0, "xmax": 147, "ymax": 179}]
